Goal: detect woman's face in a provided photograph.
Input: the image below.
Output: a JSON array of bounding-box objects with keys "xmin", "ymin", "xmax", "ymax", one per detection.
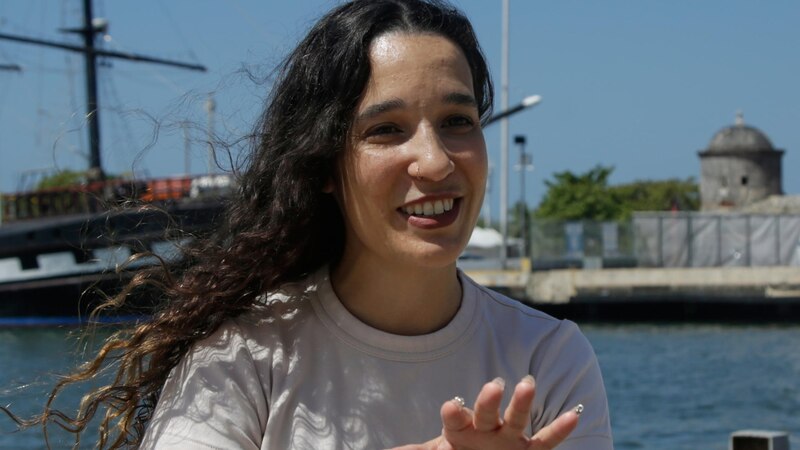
[{"xmin": 334, "ymin": 32, "xmax": 487, "ymax": 270}]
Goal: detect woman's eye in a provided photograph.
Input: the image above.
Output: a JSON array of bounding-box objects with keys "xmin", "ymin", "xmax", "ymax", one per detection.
[
  {"xmin": 366, "ymin": 124, "xmax": 402, "ymax": 137},
  {"xmin": 443, "ymin": 115, "xmax": 475, "ymax": 129}
]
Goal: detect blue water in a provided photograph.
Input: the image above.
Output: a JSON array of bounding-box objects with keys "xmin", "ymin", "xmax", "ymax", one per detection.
[
  {"xmin": 1, "ymin": 324, "xmax": 799, "ymax": 449},
  {"xmin": 586, "ymin": 324, "xmax": 800, "ymax": 449}
]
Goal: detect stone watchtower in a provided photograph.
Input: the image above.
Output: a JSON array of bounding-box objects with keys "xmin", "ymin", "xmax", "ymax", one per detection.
[{"xmin": 698, "ymin": 112, "xmax": 784, "ymax": 211}]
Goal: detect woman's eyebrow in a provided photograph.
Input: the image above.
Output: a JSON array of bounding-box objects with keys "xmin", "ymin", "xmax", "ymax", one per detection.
[
  {"xmin": 355, "ymin": 92, "xmax": 476, "ymax": 124},
  {"xmin": 356, "ymin": 98, "xmax": 405, "ymax": 122},
  {"xmin": 443, "ymin": 92, "xmax": 477, "ymax": 107}
]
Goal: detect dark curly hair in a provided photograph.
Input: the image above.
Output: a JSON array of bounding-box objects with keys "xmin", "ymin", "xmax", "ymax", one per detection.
[{"xmin": 9, "ymin": 0, "xmax": 493, "ymax": 447}]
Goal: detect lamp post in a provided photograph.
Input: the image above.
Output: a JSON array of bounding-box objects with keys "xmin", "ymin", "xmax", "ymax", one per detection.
[
  {"xmin": 499, "ymin": 0, "xmax": 510, "ymax": 269},
  {"xmin": 484, "ymin": 95, "xmax": 542, "ymax": 126},
  {"xmin": 514, "ymin": 135, "xmax": 533, "ymax": 258},
  {"xmin": 482, "ymin": 161, "xmax": 493, "ymax": 227},
  {"xmin": 489, "ymin": 94, "xmax": 541, "ymax": 269},
  {"xmin": 482, "ymin": 95, "xmax": 541, "ymax": 255}
]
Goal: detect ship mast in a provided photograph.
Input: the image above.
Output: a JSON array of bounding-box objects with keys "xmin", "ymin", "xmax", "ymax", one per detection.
[
  {"xmin": 80, "ymin": 0, "xmax": 102, "ymax": 180},
  {"xmin": 0, "ymin": 0, "xmax": 206, "ymax": 181}
]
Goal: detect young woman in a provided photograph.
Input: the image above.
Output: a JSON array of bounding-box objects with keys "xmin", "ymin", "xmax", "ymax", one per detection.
[{"xmin": 23, "ymin": 1, "xmax": 613, "ymax": 448}]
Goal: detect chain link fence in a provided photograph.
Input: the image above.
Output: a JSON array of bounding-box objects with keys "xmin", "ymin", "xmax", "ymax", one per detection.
[
  {"xmin": 528, "ymin": 219, "xmax": 637, "ymax": 269},
  {"xmin": 525, "ymin": 213, "xmax": 800, "ymax": 268}
]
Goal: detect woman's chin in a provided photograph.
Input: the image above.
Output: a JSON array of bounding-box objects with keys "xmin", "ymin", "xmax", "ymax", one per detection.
[{"xmin": 397, "ymin": 240, "xmax": 467, "ymax": 269}]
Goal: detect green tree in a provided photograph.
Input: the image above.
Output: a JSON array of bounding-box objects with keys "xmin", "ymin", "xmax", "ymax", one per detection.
[
  {"xmin": 35, "ymin": 169, "xmax": 128, "ymax": 190},
  {"xmin": 610, "ymin": 178, "xmax": 699, "ymax": 218},
  {"xmin": 35, "ymin": 170, "xmax": 86, "ymax": 189},
  {"xmin": 533, "ymin": 165, "xmax": 622, "ymax": 221},
  {"xmin": 533, "ymin": 165, "xmax": 700, "ymax": 221}
]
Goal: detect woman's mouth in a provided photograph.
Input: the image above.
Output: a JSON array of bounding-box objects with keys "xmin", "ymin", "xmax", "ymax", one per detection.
[
  {"xmin": 398, "ymin": 198, "xmax": 461, "ymax": 229},
  {"xmin": 401, "ymin": 198, "xmax": 455, "ymax": 216}
]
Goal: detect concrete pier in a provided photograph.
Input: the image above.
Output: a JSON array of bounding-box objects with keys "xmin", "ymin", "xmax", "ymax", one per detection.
[
  {"xmin": 527, "ymin": 266, "xmax": 800, "ymax": 303},
  {"xmin": 464, "ymin": 265, "xmax": 800, "ymax": 321}
]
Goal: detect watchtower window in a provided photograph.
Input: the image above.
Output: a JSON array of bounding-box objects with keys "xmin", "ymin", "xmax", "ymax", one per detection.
[{"xmin": 741, "ymin": 176, "xmax": 748, "ymax": 186}]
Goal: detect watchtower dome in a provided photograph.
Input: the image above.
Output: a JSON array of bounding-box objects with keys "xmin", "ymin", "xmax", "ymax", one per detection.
[{"xmin": 698, "ymin": 112, "xmax": 784, "ymax": 210}]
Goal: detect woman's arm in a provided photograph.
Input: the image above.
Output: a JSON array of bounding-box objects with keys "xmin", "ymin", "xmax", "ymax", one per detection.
[{"xmin": 530, "ymin": 320, "xmax": 614, "ymax": 449}]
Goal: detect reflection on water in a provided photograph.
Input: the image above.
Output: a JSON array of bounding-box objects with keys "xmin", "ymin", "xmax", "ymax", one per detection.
[
  {"xmin": 583, "ymin": 323, "xmax": 800, "ymax": 450},
  {"xmin": 0, "ymin": 327, "xmax": 115, "ymax": 449},
  {"xmin": 1, "ymin": 324, "xmax": 798, "ymax": 449}
]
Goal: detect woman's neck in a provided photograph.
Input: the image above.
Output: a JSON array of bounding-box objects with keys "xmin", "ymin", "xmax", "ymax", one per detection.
[{"xmin": 330, "ymin": 258, "xmax": 462, "ymax": 336}]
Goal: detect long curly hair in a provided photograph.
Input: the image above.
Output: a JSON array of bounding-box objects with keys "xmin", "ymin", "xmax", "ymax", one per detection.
[{"xmin": 10, "ymin": 0, "xmax": 493, "ymax": 447}]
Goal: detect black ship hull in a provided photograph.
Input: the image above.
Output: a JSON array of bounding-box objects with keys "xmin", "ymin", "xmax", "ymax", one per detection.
[{"xmin": 0, "ymin": 200, "xmax": 225, "ymax": 325}]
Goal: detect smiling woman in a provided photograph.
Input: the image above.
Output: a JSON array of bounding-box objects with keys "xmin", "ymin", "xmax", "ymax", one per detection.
[
  {"xmin": 333, "ymin": 32, "xmax": 488, "ymax": 307},
  {"xmin": 6, "ymin": 1, "xmax": 612, "ymax": 449}
]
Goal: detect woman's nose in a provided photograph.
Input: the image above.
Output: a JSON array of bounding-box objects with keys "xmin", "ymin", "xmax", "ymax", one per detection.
[{"xmin": 408, "ymin": 129, "xmax": 455, "ymax": 182}]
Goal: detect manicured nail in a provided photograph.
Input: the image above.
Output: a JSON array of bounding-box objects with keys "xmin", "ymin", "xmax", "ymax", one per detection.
[
  {"xmin": 573, "ymin": 404, "xmax": 584, "ymax": 416},
  {"xmin": 522, "ymin": 374, "xmax": 535, "ymax": 385},
  {"xmin": 452, "ymin": 396, "xmax": 465, "ymax": 408},
  {"xmin": 492, "ymin": 377, "xmax": 506, "ymax": 389}
]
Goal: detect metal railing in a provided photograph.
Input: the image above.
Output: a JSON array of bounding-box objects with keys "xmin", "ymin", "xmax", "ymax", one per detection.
[{"xmin": 520, "ymin": 213, "xmax": 800, "ymax": 269}]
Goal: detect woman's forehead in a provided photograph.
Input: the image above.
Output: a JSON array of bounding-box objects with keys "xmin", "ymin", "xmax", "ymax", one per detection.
[
  {"xmin": 361, "ymin": 32, "xmax": 474, "ymax": 103},
  {"xmin": 368, "ymin": 31, "xmax": 465, "ymax": 67}
]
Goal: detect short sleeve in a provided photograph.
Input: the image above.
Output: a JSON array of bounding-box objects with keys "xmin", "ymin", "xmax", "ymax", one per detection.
[
  {"xmin": 139, "ymin": 321, "xmax": 269, "ymax": 450},
  {"xmin": 530, "ymin": 320, "xmax": 613, "ymax": 449}
]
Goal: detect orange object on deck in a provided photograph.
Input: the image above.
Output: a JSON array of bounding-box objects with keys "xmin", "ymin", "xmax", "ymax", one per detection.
[{"xmin": 140, "ymin": 177, "xmax": 192, "ymax": 202}]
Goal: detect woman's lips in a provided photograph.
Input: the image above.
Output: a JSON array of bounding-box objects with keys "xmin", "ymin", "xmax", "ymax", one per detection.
[{"xmin": 399, "ymin": 198, "xmax": 461, "ymax": 229}]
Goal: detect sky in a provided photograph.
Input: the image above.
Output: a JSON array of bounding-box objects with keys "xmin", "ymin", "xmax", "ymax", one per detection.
[{"xmin": 0, "ymin": 0, "xmax": 798, "ymax": 220}]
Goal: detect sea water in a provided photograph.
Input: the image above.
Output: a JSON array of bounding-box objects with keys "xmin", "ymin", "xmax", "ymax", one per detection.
[
  {"xmin": 1, "ymin": 324, "xmax": 798, "ymax": 449},
  {"xmin": 587, "ymin": 323, "xmax": 800, "ymax": 449}
]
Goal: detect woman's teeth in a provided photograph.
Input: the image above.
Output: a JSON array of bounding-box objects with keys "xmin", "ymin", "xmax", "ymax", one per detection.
[{"xmin": 403, "ymin": 198, "xmax": 455, "ymax": 216}]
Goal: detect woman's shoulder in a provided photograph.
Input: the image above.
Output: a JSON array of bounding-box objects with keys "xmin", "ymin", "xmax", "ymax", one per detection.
[
  {"xmin": 459, "ymin": 274, "xmax": 612, "ymax": 443},
  {"xmin": 459, "ymin": 270, "xmax": 593, "ymax": 360},
  {"xmin": 239, "ymin": 276, "xmax": 316, "ymax": 323},
  {"xmin": 459, "ymin": 270, "xmax": 571, "ymax": 330},
  {"xmin": 190, "ymin": 274, "xmax": 319, "ymax": 358}
]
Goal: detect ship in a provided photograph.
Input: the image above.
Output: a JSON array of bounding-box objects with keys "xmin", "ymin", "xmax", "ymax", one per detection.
[{"xmin": 0, "ymin": 0, "xmax": 227, "ymax": 325}]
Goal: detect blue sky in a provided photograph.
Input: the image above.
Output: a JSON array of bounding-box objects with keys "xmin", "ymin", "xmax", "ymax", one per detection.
[{"xmin": 1, "ymin": 0, "xmax": 798, "ymax": 218}]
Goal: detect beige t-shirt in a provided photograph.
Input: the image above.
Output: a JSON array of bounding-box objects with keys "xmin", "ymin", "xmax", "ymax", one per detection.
[{"xmin": 140, "ymin": 269, "xmax": 613, "ymax": 449}]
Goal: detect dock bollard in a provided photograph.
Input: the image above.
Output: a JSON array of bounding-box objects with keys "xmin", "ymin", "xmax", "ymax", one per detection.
[{"xmin": 730, "ymin": 430, "xmax": 790, "ymax": 450}]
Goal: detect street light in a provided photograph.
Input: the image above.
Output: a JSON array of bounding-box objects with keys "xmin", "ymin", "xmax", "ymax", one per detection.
[
  {"xmin": 480, "ymin": 95, "xmax": 541, "ymax": 240},
  {"xmin": 499, "ymin": 0, "xmax": 511, "ymax": 270},
  {"xmin": 487, "ymin": 93, "xmax": 542, "ymax": 270},
  {"xmin": 484, "ymin": 95, "xmax": 542, "ymax": 126},
  {"xmin": 514, "ymin": 135, "xmax": 533, "ymax": 258},
  {"xmin": 482, "ymin": 161, "xmax": 494, "ymax": 227}
]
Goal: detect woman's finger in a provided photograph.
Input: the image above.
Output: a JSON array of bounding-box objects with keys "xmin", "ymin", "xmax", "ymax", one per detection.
[
  {"xmin": 472, "ymin": 378, "xmax": 505, "ymax": 432},
  {"xmin": 527, "ymin": 405, "xmax": 582, "ymax": 450},
  {"xmin": 503, "ymin": 375, "xmax": 536, "ymax": 431},
  {"xmin": 440, "ymin": 396, "xmax": 472, "ymax": 432}
]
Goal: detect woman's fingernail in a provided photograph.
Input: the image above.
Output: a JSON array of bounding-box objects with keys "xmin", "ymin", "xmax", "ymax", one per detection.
[
  {"xmin": 492, "ymin": 377, "xmax": 506, "ymax": 389},
  {"xmin": 452, "ymin": 396, "xmax": 465, "ymax": 408},
  {"xmin": 522, "ymin": 374, "xmax": 535, "ymax": 385},
  {"xmin": 573, "ymin": 404, "xmax": 584, "ymax": 416}
]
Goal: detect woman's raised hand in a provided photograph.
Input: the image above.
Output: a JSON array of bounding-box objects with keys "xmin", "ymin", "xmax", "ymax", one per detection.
[{"xmin": 395, "ymin": 376, "xmax": 581, "ymax": 450}]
